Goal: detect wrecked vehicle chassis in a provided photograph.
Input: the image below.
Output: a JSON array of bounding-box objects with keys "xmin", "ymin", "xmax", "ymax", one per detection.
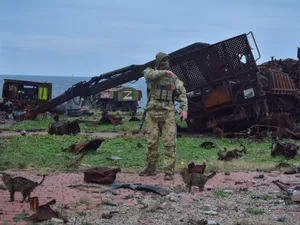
[
  {"xmin": 170, "ymin": 32, "xmax": 268, "ymax": 132},
  {"xmin": 181, "ymin": 37, "xmax": 300, "ymax": 134}
]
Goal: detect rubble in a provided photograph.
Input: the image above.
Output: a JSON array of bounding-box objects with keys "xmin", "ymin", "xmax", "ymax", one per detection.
[
  {"xmin": 284, "ymin": 166, "xmax": 300, "ymax": 174},
  {"xmin": 83, "ymin": 167, "xmax": 121, "ymax": 184},
  {"xmin": 200, "ymin": 141, "xmax": 217, "ymax": 149},
  {"xmin": 2, "ymin": 170, "xmax": 300, "ymax": 225},
  {"xmin": 25, "ymin": 199, "xmax": 59, "ymax": 222},
  {"xmin": 104, "ymin": 183, "xmax": 170, "ymax": 196},
  {"xmin": 291, "ymin": 190, "xmax": 300, "ymax": 202},
  {"xmin": 51, "ymin": 218, "xmax": 64, "ymax": 224},
  {"xmin": 99, "ymin": 111, "xmax": 123, "ymax": 125},
  {"xmin": 272, "ymin": 180, "xmax": 292, "ymax": 195},
  {"xmin": 271, "ymin": 141, "xmax": 299, "ymax": 159},
  {"xmin": 62, "ymin": 138, "xmax": 105, "ymax": 154},
  {"xmin": 0, "ymin": 111, "xmax": 17, "ymax": 129},
  {"xmin": 48, "ymin": 120, "xmax": 81, "ymax": 135},
  {"xmin": 217, "ymin": 144, "xmax": 247, "ymax": 161}
]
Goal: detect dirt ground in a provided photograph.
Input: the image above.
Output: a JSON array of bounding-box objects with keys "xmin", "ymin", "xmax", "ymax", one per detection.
[{"xmin": 0, "ymin": 169, "xmax": 300, "ymax": 225}]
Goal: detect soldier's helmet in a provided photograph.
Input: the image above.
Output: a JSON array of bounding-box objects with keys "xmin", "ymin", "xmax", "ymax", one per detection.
[{"xmin": 155, "ymin": 52, "xmax": 169, "ymax": 69}]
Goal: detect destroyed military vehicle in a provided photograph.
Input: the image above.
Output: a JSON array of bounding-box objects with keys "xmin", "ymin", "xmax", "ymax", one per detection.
[
  {"xmin": 0, "ymin": 79, "xmax": 52, "ymax": 112},
  {"xmin": 16, "ymin": 32, "xmax": 300, "ymax": 138},
  {"xmin": 86, "ymin": 85, "xmax": 142, "ymax": 112}
]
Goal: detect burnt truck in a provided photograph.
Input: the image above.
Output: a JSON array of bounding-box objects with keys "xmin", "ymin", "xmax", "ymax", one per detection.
[
  {"xmin": 87, "ymin": 85, "xmax": 142, "ymax": 112},
  {"xmin": 1, "ymin": 79, "xmax": 52, "ymax": 111},
  {"xmin": 17, "ymin": 32, "xmax": 300, "ymax": 134}
]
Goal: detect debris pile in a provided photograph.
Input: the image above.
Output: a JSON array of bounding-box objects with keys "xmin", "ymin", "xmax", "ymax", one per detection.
[
  {"xmin": 200, "ymin": 141, "xmax": 217, "ymax": 149},
  {"xmin": 83, "ymin": 167, "xmax": 121, "ymax": 184},
  {"xmin": 217, "ymin": 144, "xmax": 247, "ymax": 161},
  {"xmin": 62, "ymin": 138, "xmax": 105, "ymax": 154},
  {"xmin": 271, "ymin": 141, "xmax": 299, "ymax": 159},
  {"xmin": 186, "ymin": 49, "xmax": 300, "ymax": 140},
  {"xmin": 48, "ymin": 120, "xmax": 81, "ymax": 135},
  {"xmin": 99, "ymin": 111, "xmax": 123, "ymax": 125},
  {"xmin": 284, "ymin": 166, "xmax": 300, "ymax": 174},
  {"xmin": 25, "ymin": 200, "xmax": 59, "ymax": 223},
  {"xmin": 0, "ymin": 111, "xmax": 6, "ymax": 124}
]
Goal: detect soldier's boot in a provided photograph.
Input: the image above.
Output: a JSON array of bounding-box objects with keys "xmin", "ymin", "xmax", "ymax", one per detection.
[
  {"xmin": 164, "ymin": 163, "xmax": 175, "ymax": 180},
  {"xmin": 164, "ymin": 146, "xmax": 176, "ymax": 180},
  {"xmin": 139, "ymin": 163, "xmax": 157, "ymax": 176}
]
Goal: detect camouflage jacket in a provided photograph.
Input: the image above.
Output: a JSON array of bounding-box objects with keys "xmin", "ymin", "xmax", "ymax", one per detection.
[{"xmin": 142, "ymin": 67, "xmax": 188, "ymax": 112}]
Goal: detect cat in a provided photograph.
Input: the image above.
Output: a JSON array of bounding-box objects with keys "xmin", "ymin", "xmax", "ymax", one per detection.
[
  {"xmin": 180, "ymin": 168, "xmax": 216, "ymax": 192},
  {"xmin": 1, "ymin": 173, "xmax": 45, "ymax": 203}
]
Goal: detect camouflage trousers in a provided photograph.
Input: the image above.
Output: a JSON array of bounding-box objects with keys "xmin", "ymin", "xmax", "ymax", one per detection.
[{"xmin": 145, "ymin": 110, "xmax": 177, "ymax": 175}]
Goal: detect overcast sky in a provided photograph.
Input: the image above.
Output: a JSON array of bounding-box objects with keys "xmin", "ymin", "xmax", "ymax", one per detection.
[{"xmin": 0, "ymin": 0, "xmax": 299, "ymax": 77}]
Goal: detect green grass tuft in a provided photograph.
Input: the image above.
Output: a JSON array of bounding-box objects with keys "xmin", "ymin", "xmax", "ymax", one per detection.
[{"xmin": 246, "ymin": 208, "xmax": 265, "ymax": 215}]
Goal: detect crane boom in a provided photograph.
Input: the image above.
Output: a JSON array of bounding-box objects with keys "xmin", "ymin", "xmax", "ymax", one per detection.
[{"xmin": 18, "ymin": 42, "xmax": 209, "ymax": 120}]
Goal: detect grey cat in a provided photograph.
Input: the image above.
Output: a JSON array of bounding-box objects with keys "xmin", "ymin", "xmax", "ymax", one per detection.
[{"xmin": 1, "ymin": 173, "xmax": 45, "ymax": 203}]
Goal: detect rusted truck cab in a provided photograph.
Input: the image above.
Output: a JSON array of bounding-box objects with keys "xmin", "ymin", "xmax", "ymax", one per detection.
[{"xmin": 1, "ymin": 79, "xmax": 52, "ymax": 110}]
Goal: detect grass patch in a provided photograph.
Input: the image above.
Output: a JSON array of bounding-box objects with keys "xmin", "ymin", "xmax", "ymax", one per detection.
[
  {"xmin": 211, "ymin": 189, "xmax": 228, "ymax": 198},
  {"xmin": 285, "ymin": 199, "xmax": 298, "ymax": 205},
  {"xmin": 176, "ymin": 136, "xmax": 300, "ymax": 172},
  {"xmin": 13, "ymin": 210, "xmax": 29, "ymax": 222},
  {"xmin": 0, "ymin": 135, "xmax": 90, "ymax": 172},
  {"xmin": 1, "ymin": 120, "xmax": 300, "ymax": 172},
  {"xmin": 4, "ymin": 117, "xmax": 54, "ymax": 131},
  {"xmin": 2, "ymin": 112, "xmax": 143, "ymax": 133},
  {"xmin": 246, "ymin": 208, "xmax": 265, "ymax": 215},
  {"xmin": 261, "ymin": 195, "xmax": 273, "ymax": 200}
]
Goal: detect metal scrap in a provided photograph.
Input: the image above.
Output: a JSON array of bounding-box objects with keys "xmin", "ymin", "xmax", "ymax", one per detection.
[
  {"xmin": 62, "ymin": 138, "xmax": 105, "ymax": 154},
  {"xmin": 84, "ymin": 167, "xmax": 121, "ymax": 184},
  {"xmin": 105, "ymin": 183, "xmax": 170, "ymax": 196},
  {"xmin": 99, "ymin": 111, "xmax": 123, "ymax": 125},
  {"xmin": 272, "ymin": 180, "xmax": 292, "ymax": 195},
  {"xmin": 200, "ymin": 141, "xmax": 217, "ymax": 149},
  {"xmin": 187, "ymin": 47, "xmax": 300, "ymax": 138},
  {"xmin": 284, "ymin": 166, "xmax": 300, "ymax": 174},
  {"xmin": 271, "ymin": 141, "xmax": 299, "ymax": 159},
  {"xmin": 48, "ymin": 120, "xmax": 80, "ymax": 135},
  {"xmin": 25, "ymin": 199, "xmax": 59, "ymax": 222},
  {"xmin": 218, "ymin": 144, "xmax": 247, "ymax": 161}
]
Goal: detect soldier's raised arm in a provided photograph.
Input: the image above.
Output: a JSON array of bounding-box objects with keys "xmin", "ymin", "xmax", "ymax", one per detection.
[{"xmin": 142, "ymin": 67, "xmax": 170, "ymax": 81}]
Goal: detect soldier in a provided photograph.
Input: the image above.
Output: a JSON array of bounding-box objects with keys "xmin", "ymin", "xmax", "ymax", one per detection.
[{"xmin": 139, "ymin": 52, "xmax": 188, "ymax": 180}]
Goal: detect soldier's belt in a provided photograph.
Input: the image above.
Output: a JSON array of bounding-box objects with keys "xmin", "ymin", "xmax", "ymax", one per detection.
[{"xmin": 148, "ymin": 111, "xmax": 168, "ymax": 123}]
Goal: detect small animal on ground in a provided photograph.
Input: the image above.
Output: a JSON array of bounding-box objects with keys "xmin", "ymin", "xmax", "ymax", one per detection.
[
  {"xmin": 1, "ymin": 173, "xmax": 45, "ymax": 203},
  {"xmin": 180, "ymin": 168, "xmax": 216, "ymax": 192}
]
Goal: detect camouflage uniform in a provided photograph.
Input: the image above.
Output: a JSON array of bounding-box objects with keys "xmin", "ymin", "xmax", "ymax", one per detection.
[{"xmin": 139, "ymin": 52, "xmax": 188, "ymax": 180}]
